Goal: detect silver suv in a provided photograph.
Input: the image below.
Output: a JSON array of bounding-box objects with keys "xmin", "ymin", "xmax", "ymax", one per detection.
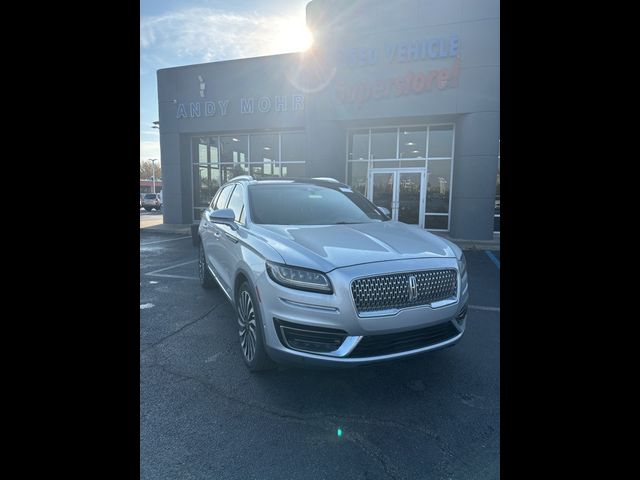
[
  {"xmin": 198, "ymin": 176, "xmax": 468, "ymax": 371},
  {"xmin": 142, "ymin": 193, "xmax": 162, "ymax": 211}
]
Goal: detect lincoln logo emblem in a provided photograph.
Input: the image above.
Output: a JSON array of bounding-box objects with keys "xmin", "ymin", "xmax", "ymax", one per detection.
[{"xmin": 408, "ymin": 275, "xmax": 418, "ymax": 301}]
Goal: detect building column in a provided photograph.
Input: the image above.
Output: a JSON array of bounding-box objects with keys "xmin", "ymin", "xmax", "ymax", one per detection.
[
  {"xmin": 449, "ymin": 112, "xmax": 500, "ymax": 240},
  {"xmin": 159, "ymin": 132, "xmax": 185, "ymax": 225}
]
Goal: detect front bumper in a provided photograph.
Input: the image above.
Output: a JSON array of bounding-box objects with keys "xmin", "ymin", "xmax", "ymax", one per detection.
[{"xmin": 257, "ymin": 257, "xmax": 469, "ymax": 367}]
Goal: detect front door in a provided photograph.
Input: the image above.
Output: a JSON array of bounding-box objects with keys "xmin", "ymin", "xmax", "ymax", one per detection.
[{"xmin": 368, "ymin": 169, "xmax": 426, "ymax": 227}]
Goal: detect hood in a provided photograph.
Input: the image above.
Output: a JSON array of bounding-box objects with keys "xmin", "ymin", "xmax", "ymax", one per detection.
[{"xmin": 251, "ymin": 221, "xmax": 456, "ymax": 271}]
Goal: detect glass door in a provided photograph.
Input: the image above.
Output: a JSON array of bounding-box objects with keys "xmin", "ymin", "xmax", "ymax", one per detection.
[
  {"xmin": 370, "ymin": 171, "xmax": 394, "ymax": 215},
  {"xmin": 368, "ymin": 169, "xmax": 426, "ymax": 227}
]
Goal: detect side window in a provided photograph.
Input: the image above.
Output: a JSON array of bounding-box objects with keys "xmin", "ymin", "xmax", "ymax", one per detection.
[
  {"xmin": 226, "ymin": 184, "xmax": 244, "ymax": 222},
  {"xmin": 212, "ymin": 184, "xmax": 235, "ymax": 210}
]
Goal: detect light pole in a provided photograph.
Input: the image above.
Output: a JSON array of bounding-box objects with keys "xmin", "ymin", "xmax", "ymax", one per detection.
[{"xmin": 150, "ymin": 159, "xmax": 158, "ymax": 194}]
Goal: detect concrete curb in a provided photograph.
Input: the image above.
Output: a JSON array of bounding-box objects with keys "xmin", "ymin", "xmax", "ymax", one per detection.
[
  {"xmin": 451, "ymin": 242, "xmax": 500, "ymax": 251},
  {"xmin": 434, "ymin": 232, "xmax": 500, "ymax": 251},
  {"xmin": 140, "ymin": 224, "xmax": 192, "ymax": 235}
]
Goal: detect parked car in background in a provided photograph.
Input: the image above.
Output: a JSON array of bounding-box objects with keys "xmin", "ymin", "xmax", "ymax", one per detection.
[
  {"xmin": 142, "ymin": 193, "xmax": 162, "ymax": 211},
  {"xmin": 197, "ymin": 176, "xmax": 468, "ymax": 371}
]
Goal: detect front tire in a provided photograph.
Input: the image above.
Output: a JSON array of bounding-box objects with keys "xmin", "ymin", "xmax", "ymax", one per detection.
[
  {"xmin": 198, "ymin": 241, "xmax": 215, "ymax": 289},
  {"xmin": 236, "ymin": 281, "xmax": 276, "ymax": 372}
]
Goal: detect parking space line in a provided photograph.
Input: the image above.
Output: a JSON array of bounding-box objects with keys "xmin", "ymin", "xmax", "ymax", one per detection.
[
  {"xmin": 146, "ymin": 259, "xmax": 197, "ymax": 275},
  {"xmin": 469, "ymin": 305, "xmax": 500, "ymax": 312},
  {"xmin": 145, "ymin": 273, "xmax": 199, "ymax": 281},
  {"xmin": 140, "ymin": 236, "xmax": 191, "ymax": 246},
  {"xmin": 485, "ymin": 250, "xmax": 500, "ymax": 269}
]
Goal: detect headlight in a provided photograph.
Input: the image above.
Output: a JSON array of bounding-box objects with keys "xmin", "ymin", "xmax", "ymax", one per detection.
[
  {"xmin": 457, "ymin": 252, "xmax": 467, "ymax": 278},
  {"xmin": 266, "ymin": 261, "xmax": 333, "ymax": 294}
]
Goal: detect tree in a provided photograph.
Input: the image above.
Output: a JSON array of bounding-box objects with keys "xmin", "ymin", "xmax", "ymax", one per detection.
[{"xmin": 140, "ymin": 160, "xmax": 162, "ymax": 180}]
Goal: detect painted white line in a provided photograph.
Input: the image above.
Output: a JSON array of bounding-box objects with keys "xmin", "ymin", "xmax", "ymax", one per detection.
[
  {"xmin": 140, "ymin": 236, "xmax": 191, "ymax": 246},
  {"xmin": 140, "ymin": 303, "xmax": 155, "ymax": 309},
  {"xmin": 149, "ymin": 281, "xmax": 159, "ymax": 284},
  {"xmin": 146, "ymin": 274, "xmax": 199, "ymax": 281},
  {"xmin": 468, "ymin": 305, "xmax": 500, "ymax": 312},
  {"xmin": 146, "ymin": 259, "xmax": 197, "ymax": 275},
  {"xmin": 485, "ymin": 250, "xmax": 500, "ymax": 269}
]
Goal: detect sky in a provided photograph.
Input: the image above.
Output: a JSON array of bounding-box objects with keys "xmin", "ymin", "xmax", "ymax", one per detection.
[{"xmin": 140, "ymin": 0, "xmax": 311, "ymax": 165}]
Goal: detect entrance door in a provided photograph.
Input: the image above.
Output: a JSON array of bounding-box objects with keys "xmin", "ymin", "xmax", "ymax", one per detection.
[{"xmin": 368, "ymin": 169, "xmax": 426, "ymax": 227}]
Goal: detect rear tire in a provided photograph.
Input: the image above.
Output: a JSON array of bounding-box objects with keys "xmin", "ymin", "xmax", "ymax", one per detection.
[
  {"xmin": 198, "ymin": 242, "xmax": 215, "ymax": 289},
  {"xmin": 236, "ymin": 281, "xmax": 276, "ymax": 372}
]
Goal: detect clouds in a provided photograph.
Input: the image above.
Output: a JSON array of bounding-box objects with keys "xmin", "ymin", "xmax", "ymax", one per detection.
[
  {"xmin": 139, "ymin": 3, "xmax": 310, "ymax": 169},
  {"xmin": 140, "ymin": 7, "xmax": 307, "ymax": 65},
  {"xmin": 140, "ymin": 140, "xmax": 161, "ymax": 164}
]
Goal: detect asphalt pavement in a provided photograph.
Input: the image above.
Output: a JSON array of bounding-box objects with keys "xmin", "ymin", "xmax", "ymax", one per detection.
[{"xmin": 140, "ymin": 231, "xmax": 500, "ymax": 480}]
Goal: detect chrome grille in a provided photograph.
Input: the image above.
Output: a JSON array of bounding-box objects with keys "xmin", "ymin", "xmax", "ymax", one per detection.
[{"xmin": 351, "ymin": 269, "xmax": 458, "ymax": 314}]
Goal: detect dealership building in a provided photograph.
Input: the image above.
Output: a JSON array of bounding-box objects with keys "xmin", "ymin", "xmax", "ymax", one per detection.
[{"xmin": 156, "ymin": 0, "xmax": 499, "ymax": 240}]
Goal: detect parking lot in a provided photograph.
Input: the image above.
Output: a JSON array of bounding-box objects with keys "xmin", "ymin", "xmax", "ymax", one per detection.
[{"xmin": 140, "ymin": 231, "xmax": 500, "ymax": 479}]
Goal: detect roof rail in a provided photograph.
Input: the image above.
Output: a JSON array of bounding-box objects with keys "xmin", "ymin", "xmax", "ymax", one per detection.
[
  {"xmin": 311, "ymin": 177, "xmax": 340, "ymax": 183},
  {"xmin": 228, "ymin": 175, "xmax": 254, "ymax": 182}
]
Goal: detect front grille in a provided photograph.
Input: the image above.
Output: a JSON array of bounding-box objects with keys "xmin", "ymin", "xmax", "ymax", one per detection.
[
  {"xmin": 351, "ymin": 269, "xmax": 457, "ymax": 314},
  {"xmin": 349, "ymin": 321, "xmax": 460, "ymax": 358},
  {"xmin": 274, "ymin": 318, "xmax": 347, "ymax": 354}
]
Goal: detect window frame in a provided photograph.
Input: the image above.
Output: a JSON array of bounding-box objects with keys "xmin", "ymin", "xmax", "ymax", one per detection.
[
  {"xmin": 191, "ymin": 130, "xmax": 307, "ymax": 221},
  {"xmin": 345, "ymin": 123, "xmax": 456, "ymax": 232}
]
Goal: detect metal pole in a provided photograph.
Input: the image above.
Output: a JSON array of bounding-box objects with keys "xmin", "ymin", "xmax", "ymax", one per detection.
[{"xmin": 151, "ymin": 159, "xmax": 157, "ymax": 194}]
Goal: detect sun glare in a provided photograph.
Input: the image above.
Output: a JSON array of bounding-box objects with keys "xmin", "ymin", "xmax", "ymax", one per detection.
[{"xmin": 274, "ymin": 21, "xmax": 314, "ymax": 52}]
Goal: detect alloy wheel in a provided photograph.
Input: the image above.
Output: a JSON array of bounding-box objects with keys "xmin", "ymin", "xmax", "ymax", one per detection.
[{"xmin": 237, "ymin": 290, "xmax": 257, "ymax": 362}]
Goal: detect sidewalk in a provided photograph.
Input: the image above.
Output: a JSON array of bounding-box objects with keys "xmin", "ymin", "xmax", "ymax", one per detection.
[
  {"xmin": 140, "ymin": 222, "xmax": 192, "ymax": 235},
  {"xmin": 140, "ymin": 212, "xmax": 192, "ymax": 235},
  {"xmin": 433, "ymin": 232, "xmax": 500, "ymax": 251}
]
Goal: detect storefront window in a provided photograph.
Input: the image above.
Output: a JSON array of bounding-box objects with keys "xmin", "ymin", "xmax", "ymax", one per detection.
[
  {"xmin": 220, "ymin": 135, "xmax": 248, "ymax": 165},
  {"xmin": 426, "ymin": 160, "xmax": 451, "ymax": 214},
  {"xmin": 193, "ymin": 136, "xmax": 219, "ymax": 164},
  {"xmin": 348, "ymin": 130, "xmax": 369, "ymax": 160},
  {"xmin": 251, "ymin": 161, "xmax": 279, "ymax": 178},
  {"xmin": 219, "ymin": 163, "xmax": 248, "ymax": 182},
  {"xmin": 198, "ymin": 142, "xmax": 207, "ymax": 164},
  {"xmin": 209, "ymin": 138, "xmax": 219, "ymax": 165},
  {"xmin": 250, "ymin": 134, "xmax": 278, "ymax": 164},
  {"xmin": 399, "ymin": 127, "xmax": 426, "ymax": 159},
  {"xmin": 428, "ymin": 125, "xmax": 453, "ymax": 158},
  {"xmin": 192, "ymin": 132, "xmax": 307, "ymax": 220},
  {"xmin": 425, "ymin": 215, "xmax": 449, "ymax": 230},
  {"xmin": 193, "ymin": 165, "xmax": 221, "ymax": 208},
  {"xmin": 346, "ymin": 124, "xmax": 454, "ymax": 231},
  {"xmin": 347, "ymin": 162, "xmax": 368, "ymax": 195},
  {"xmin": 370, "ymin": 128, "xmax": 397, "ymax": 160}
]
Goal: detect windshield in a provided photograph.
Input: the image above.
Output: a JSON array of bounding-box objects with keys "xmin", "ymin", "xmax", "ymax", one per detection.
[{"xmin": 248, "ymin": 183, "xmax": 388, "ymax": 225}]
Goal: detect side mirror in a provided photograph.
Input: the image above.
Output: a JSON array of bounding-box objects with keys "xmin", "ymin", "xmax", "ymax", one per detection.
[
  {"xmin": 207, "ymin": 208, "xmax": 238, "ymax": 230},
  {"xmin": 376, "ymin": 206, "xmax": 391, "ymax": 218}
]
